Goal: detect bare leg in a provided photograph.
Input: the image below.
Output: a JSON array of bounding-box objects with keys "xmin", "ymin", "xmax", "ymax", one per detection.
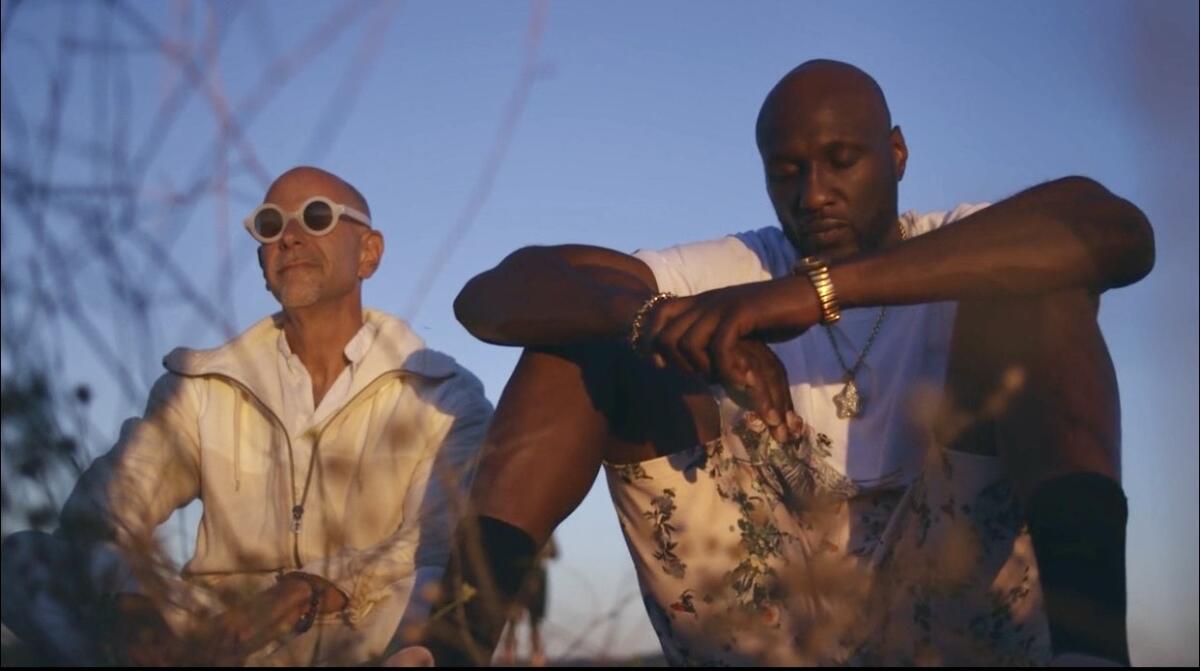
[
  {"xmin": 946, "ymin": 289, "xmax": 1128, "ymax": 663},
  {"xmin": 423, "ymin": 342, "xmax": 712, "ymax": 665},
  {"xmin": 470, "ymin": 347, "xmax": 618, "ymax": 545},
  {"xmin": 421, "ymin": 346, "xmax": 619, "ymax": 665}
]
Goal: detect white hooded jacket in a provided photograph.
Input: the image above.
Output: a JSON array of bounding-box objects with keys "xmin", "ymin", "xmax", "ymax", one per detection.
[{"xmin": 62, "ymin": 309, "xmax": 493, "ymax": 664}]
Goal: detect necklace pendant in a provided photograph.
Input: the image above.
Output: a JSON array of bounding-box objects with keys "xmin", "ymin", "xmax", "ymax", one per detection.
[
  {"xmin": 290, "ymin": 505, "xmax": 304, "ymax": 534},
  {"xmin": 833, "ymin": 378, "xmax": 863, "ymax": 419}
]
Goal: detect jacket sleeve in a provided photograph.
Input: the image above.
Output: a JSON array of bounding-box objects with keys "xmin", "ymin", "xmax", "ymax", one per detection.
[
  {"xmin": 59, "ymin": 373, "xmax": 203, "ymax": 592},
  {"xmin": 301, "ymin": 367, "xmax": 494, "ymax": 624}
]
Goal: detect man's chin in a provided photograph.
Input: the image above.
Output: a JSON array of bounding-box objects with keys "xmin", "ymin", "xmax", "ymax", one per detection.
[
  {"xmin": 273, "ymin": 284, "xmax": 322, "ymax": 309},
  {"xmin": 795, "ymin": 240, "xmax": 858, "ymax": 262},
  {"xmin": 784, "ymin": 226, "xmax": 859, "ymax": 261},
  {"xmin": 816, "ymin": 245, "xmax": 859, "ymax": 262}
]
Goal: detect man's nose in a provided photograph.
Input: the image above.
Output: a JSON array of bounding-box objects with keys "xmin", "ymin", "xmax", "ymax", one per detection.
[
  {"xmin": 278, "ymin": 217, "xmax": 306, "ymax": 249},
  {"xmin": 798, "ymin": 166, "xmax": 835, "ymax": 214}
]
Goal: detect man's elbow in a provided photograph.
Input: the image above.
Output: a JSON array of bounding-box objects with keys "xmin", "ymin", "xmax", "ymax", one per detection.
[
  {"xmin": 1115, "ymin": 202, "xmax": 1155, "ymax": 287},
  {"xmin": 453, "ymin": 275, "xmax": 492, "ymax": 341},
  {"xmin": 1094, "ymin": 185, "xmax": 1155, "ymax": 288},
  {"xmin": 453, "ymin": 246, "xmax": 542, "ymax": 343},
  {"xmin": 1054, "ymin": 176, "xmax": 1156, "ymax": 289}
]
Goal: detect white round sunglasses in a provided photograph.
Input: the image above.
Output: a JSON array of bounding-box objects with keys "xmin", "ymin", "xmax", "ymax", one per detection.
[{"xmin": 243, "ymin": 196, "xmax": 372, "ymax": 244}]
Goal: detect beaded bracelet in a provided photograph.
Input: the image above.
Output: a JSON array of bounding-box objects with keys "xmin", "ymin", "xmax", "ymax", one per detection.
[
  {"xmin": 277, "ymin": 572, "xmax": 322, "ymax": 634},
  {"xmin": 627, "ymin": 291, "xmax": 675, "ymax": 352}
]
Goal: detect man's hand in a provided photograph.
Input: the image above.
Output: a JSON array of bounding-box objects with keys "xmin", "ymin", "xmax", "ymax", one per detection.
[
  {"xmin": 646, "ymin": 304, "xmax": 801, "ymax": 441},
  {"xmin": 717, "ymin": 339, "xmax": 803, "ymax": 442},
  {"xmin": 197, "ymin": 573, "xmax": 348, "ymax": 665},
  {"xmin": 642, "ymin": 276, "xmax": 819, "ymax": 377},
  {"xmin": 636, "ymin": 277, "xmax": 818, "ymax": 440},
  {"xmin": 107, "ymin": 593, "xmax": 184, "ymax": 666}
]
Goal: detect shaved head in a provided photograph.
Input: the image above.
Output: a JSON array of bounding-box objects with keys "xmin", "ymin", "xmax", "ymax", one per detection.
[
  {"xmin": 257, "ymin": 166, "xmax": 384, "ymax": 310},
  {"xmin": 265, "ymin": 165, "xmax": 371, "ymax": 219},
  {"xmin": 757, "ymin": 59, "xmax": 892, "ymax": 151},
  {"xmin": 754, "ymin": 59, "xmax": 907, "ymax": 260}
]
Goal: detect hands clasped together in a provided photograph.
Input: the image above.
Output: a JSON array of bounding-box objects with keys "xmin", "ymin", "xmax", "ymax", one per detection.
[{"xmin": 632, "ymin": 277, "xmax": 819, "ymax": 442}]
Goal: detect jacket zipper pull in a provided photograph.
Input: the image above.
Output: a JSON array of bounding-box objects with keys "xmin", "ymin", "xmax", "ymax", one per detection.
[{"xmin": 291, "ymin": 505, "xmax": 304, "ymax": 534}]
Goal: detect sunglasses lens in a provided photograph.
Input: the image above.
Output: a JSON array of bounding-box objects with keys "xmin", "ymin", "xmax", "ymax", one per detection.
[
  {"xmin": 303, "ymin": 200, "xmax": 335, "ymax": 232},
  {"xmin": 254, "ymin": 208, "xmax": 285, "ymax": 239}
]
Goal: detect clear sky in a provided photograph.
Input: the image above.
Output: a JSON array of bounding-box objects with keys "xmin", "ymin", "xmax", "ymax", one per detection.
[{"xmin": 1, "ymin": 0, "xmax": 1196, "ymax": 664}]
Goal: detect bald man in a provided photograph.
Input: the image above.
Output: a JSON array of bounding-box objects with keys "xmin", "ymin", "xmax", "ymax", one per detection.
[
  {"xmin": 0, "ymin": 167, "xmax": 493, "ymax": 665},
  {"xmin": 428, "ymin": 60, "xmax": 1152, "ymax": 665}
]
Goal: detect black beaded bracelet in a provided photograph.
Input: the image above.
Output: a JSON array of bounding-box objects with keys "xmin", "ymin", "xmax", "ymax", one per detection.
[{"xmin": 277, "ymin": 572, "xmax": 322, "ymax": 634}]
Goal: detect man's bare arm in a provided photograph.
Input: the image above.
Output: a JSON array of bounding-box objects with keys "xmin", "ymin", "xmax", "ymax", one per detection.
[
  {"xmin": 454, "ymin": 244, "xmax": 659, "ymax": 347},
  {"xmin": 834, "ymin": 176, "xmax": 1154, "ymax": 307},
  {"xmin": 408, "ymin": 347, "xmax": 615, "ymax": 665},
  {"xmin": 647, "ymin": 177, "xmax": 1154, "ymax": 390}
]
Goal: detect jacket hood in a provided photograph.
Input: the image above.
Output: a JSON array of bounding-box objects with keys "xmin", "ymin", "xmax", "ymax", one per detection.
[{"xmin": 162, "ymin": 309, "xmax": 458, "ymax": 418}]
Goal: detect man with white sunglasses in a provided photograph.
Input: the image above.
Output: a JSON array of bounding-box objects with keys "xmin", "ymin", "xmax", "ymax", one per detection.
[{"xmin": 0, "ymin": 166, "xmax": 493, "ymax": 665}]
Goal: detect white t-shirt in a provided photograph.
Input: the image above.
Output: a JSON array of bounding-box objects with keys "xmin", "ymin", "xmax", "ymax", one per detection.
[{"xmin": 633, "ymin": 204, "xmax": 987, "ymax": 490}]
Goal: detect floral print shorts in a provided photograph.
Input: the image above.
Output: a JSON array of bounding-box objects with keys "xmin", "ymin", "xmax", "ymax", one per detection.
[{"xmin": 604, "ymin": 412, "xmax": 1051, "ymax": 666}]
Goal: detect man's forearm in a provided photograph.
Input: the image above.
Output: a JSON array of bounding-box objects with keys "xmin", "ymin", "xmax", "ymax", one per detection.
[
  {"xmin": 454, "ymin": 245, "xmax": 657, "ymax": 347},
  {"xmin": 833, "ymin": 177, "xmax": 1154, "ymax": 309}
]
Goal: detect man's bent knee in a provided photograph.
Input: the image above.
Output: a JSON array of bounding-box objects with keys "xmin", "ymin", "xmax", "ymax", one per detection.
[{"xmin": 945, "ymin": 290, "xmax": 1120, "ymax": 501}]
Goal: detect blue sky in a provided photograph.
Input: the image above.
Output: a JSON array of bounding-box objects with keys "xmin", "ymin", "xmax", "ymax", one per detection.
[{"xmin": 1, "ymin": 0, "xmax": 1196, "ymax": 663}]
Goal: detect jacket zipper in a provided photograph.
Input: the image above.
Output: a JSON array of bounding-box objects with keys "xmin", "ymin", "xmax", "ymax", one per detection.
[{"xmin": 198, "ymin": 370, "xmax": 413, "ymax": 568}]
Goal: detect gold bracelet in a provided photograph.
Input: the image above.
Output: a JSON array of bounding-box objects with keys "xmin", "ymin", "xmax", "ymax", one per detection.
[
  {"xmin": 796, "ymin": 256, "xmax": 841, "ymax": 324},
  {"xmin": 628, "ymin": 291, "xmax": 675, "ymax": 352}
]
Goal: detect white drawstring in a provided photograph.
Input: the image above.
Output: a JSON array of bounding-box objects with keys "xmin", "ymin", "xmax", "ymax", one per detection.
[{"xmin": 233, "ymin": 390, "xmax": 243, "ymax": 492}]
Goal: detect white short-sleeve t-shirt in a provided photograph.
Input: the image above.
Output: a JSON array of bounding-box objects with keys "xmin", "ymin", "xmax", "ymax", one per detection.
[{"xmin": 632, "ymin": 204, "xmax": 987, "ymax": 489}]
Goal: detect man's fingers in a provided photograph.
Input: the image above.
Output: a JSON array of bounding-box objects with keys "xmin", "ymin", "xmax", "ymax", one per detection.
[
  {"xmin": 753, "ymin": 342, "xmax": 794, "ymax": 414},
  {"xmin": 678, "ymin": 314, "xmax": 721, "ymax": 377},
  {"xmin": 710, "ymin": 313, "xmax": 752, "ymax": 389},
  {"xmin": 651, "ymin": 308, "xmax": 703, "ymax": 374},
  {"xmin": 744, "ymin": 356, "xmax": 787, "ymax": 442},
  {"xmin": 743, "ymin": 372, "xmax": 783, "ymax": 438},
  {"xmin": 719, "ymin": 356, "xmax": 776, "ymax": 431},
  {"xmin": 710, "ymin": 322, "xmax": 745, "ymax": 393},
  {"xmin": 639, "ymin": 295, "xmax": 689, "ymax": 357},
  {"xmin": 726, "ymin": 342, "xmax": 795, "ymax": 442}
]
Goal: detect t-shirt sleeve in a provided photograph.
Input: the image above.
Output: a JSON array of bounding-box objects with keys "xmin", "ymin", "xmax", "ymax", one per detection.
[
  {"xmin": 904, "ymin": 202, "xmax": 991, "ymax": 238},
  {"xmin": 632, "ymin": 227, "xmax": 795, "ymax": 297}
]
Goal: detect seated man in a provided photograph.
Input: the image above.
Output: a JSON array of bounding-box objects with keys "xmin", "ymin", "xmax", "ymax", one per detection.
[
  {"xmin": 0, "ymin": 166, "xmax": 493, "ymax": 666},
  {"xmin": 410, "ymin": 60, "xmax": 1152, "ymax": 665}
]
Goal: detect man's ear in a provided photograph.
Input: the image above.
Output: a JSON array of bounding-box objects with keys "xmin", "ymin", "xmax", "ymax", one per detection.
[
  {"xmin": 358, "ymin": 230, "xmax": 384, "ymax": 280},
  {"xmin": 891, "ymin": 125, "xmax": 908, "ymax": 182}
]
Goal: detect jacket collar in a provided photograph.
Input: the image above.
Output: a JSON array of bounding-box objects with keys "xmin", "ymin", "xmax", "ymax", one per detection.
[{"xmin": 162, "ymin": 309, "xmax": 457, "ymax": 416}]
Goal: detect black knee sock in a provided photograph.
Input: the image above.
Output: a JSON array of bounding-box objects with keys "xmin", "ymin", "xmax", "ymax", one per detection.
[
  {"xmin": 1026, "ymin": 472, "xmax": 1130, "ymax": 664},
  {"xmin": 422, "ymin": 515, "xmax": 539, "ymax": 666}
]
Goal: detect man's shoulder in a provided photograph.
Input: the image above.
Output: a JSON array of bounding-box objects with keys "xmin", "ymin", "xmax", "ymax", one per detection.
[
  {"xmin": 638, "ymin": 225, "xmax": 789, "ymax": 259},
  {"xmin": 161, "ymin": 313, "xmax": 282, "ymax": 378},
  {"xmin": 363, "ymin": 309, "xmax": 486, "ymax": 395},
  {"xmin": 634, "ymin": 225, "xmax": 794, "ymax": 294},
  {"xmin": 363, "ymin": 309, "xmax": 459, "ymax": 380}
]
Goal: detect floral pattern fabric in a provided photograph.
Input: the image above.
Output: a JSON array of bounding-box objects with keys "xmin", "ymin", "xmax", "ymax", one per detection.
[{"xmin": 604, "ymin": 412, "xmax": 1051, "ymax": 666}]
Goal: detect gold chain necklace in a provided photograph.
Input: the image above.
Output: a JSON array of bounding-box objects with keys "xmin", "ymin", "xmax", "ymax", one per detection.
[
  {"xmin": 824, "ymin": 308, "xmax": 887, "ymax": 418},
  {"xmin": 821, "ymin": 219, "xmax": 907, "ymax": 419}
]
